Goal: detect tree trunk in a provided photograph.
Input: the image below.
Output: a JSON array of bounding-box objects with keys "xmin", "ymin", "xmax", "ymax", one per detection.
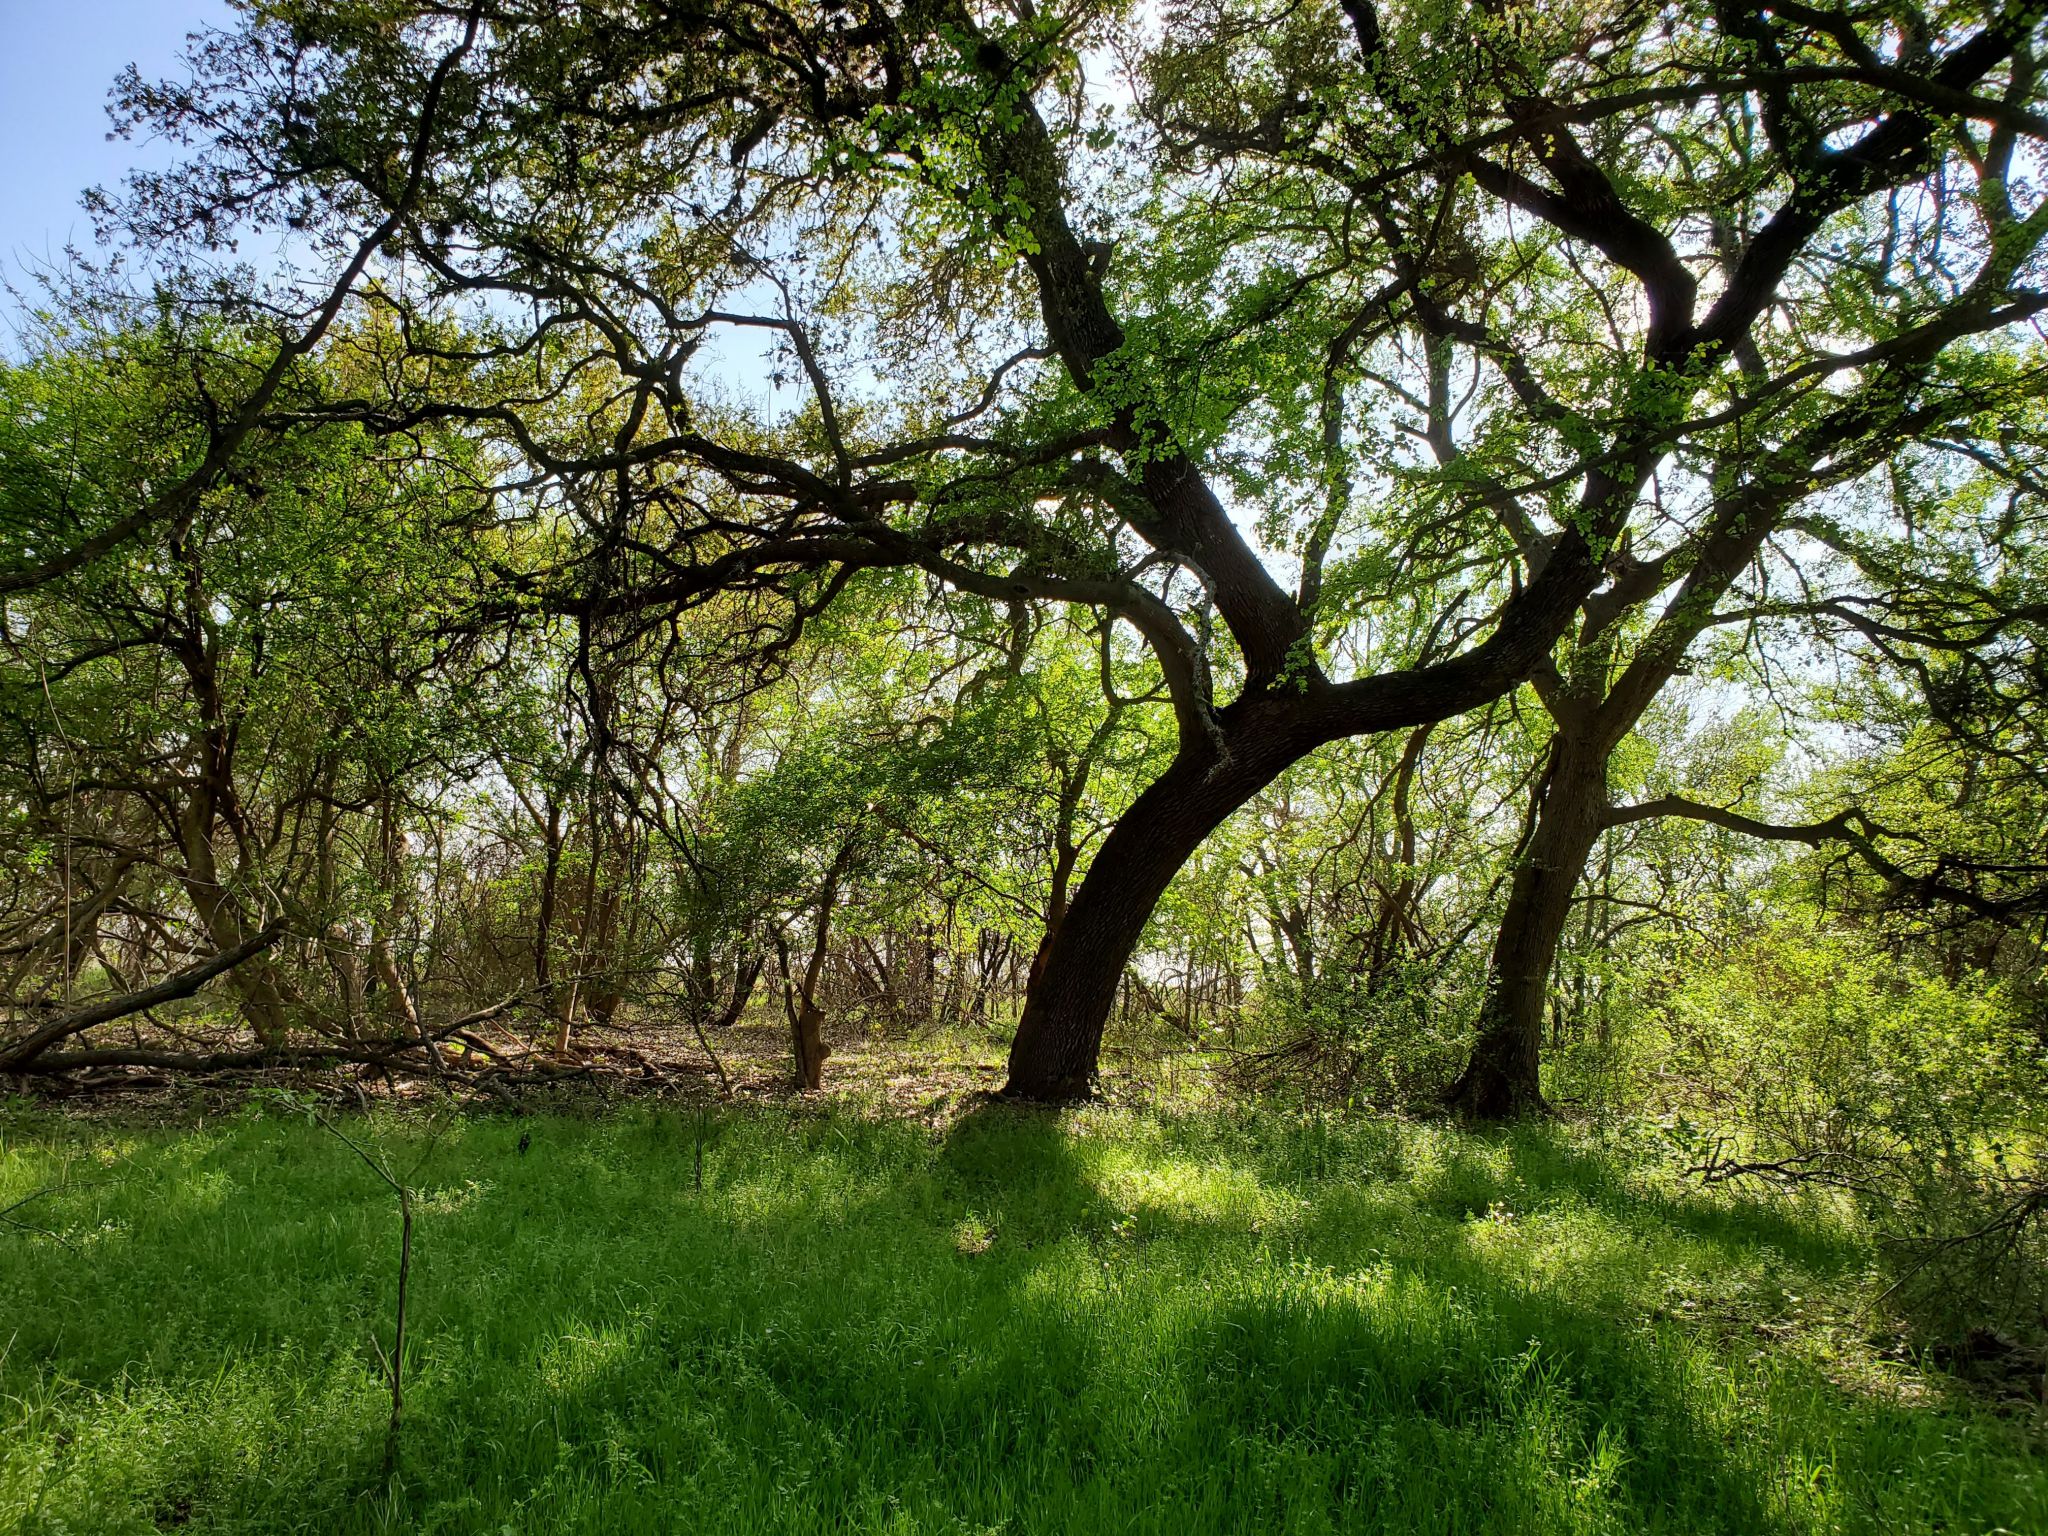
[
  {"xmin": 791, "ymin": 999, "xmax": 829, "ymax": 1090},
  {"xmin": 371, "ymin": 792, "xmax": 422, "ymax": 1039},
  {"xmin": 1446, "ymin": 732, "xmax": 1607, "ymax": 1120},
  {"xmin": 1024, "ymin": 836, "xmax": 1080, "ymax": 998},
  {"xmin": 783, "ymin": 839, "xmax": 854, "ymax": 1091},
  {"xmin": 178, "ymin": 796, "xmax": 292, "ymax": 1045},
  {"xmin": 534, "ymin": 798, "xmax": 564, "ymax": 1043},
  {"xmin": 1003, "ymin": 722, "xmax": 1302, "ymax": 1099}
]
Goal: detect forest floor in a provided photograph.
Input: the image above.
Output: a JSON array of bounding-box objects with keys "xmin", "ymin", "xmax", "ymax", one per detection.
[
  {"xmin": 5, "ymin": 1019, "xmax": 1027, "ymax": 1123},
  {"xmin": 1, "ymin": 1060, "xmax": 2044, "ymax": 1535}
]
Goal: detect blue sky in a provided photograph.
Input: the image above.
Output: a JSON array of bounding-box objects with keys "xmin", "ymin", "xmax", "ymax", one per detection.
[
  {"xmin": 0, "ymin": 1, "xmax": 789, "ymax": 396},
  {"xmin": 0, "ymin": 1, "xmax": 230, "ymax": 284}
]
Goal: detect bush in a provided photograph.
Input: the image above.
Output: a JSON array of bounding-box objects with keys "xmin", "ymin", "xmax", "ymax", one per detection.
[
  {"xmin": 1230, "ymin": 956, "xmax": 1481, "ymax": 1111},
  {"xmin": 1646, "ymin": 921, "xmax": 2048, "ymax": 1350}
]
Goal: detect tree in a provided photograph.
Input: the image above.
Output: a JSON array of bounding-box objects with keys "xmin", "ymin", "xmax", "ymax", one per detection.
[
  {"xmin": 1449, "ymin": 368, "xmax": 2046, "ymax": 1113},
  {"xmin": 97, "ymin": 0, "xmax": 2048, "ymax": 1099},
  {"xmin": 1451, "ymin": 331, "xmax": 2048, "ymax": 1115},
  {"xmin": 0, "ymin": 319, "xmax": 497, "ymax": 1059}
]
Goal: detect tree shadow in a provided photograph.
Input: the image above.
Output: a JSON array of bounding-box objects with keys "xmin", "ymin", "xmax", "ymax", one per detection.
[{"xmin": 1, "ymin": 1103, "xmax": 2038, "ymax": 1534}]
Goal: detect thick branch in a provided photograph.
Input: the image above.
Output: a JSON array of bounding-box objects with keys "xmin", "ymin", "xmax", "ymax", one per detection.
[
  {"xmin": 1603, "ymin": 797, "xmax": 2045, "ymax": 922},
  {"xmin": 0, "ymin": 919, "xmax": 288, "ymax": 1072}
]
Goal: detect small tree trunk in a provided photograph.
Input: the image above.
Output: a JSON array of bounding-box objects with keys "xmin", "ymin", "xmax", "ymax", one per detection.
[
  {"xmin": 178, "ymin": 797, "xmax": 291, "ymax": 1045},
  {"xmin": 534, "ymin": 799, "xmax": 565, "ymax": 1045},
  {"xmin": 1447, "ymin": 732, "xmax": 1607, "ymax": 1120},
  {"xmin": 783, "ymin": 840, "xmax": 854, "ymax": 1091},
  {"xmin": 791, "ymin": 999, "xmax": 829, "ymax": 1090},
  {"xmin": 1024, "ymin": 836, "xmax": 1081, "ymax": 998},
  {"xmin": 371, "ymin": 793, "xmax": 422, "ymax": 1040},
  {"xmin": 327, "ymin": 929, "xmax": 368, "ymax": 1039}
]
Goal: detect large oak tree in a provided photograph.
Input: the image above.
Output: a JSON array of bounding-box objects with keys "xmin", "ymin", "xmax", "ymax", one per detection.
[{"xmin": 97, "ymin": 0, "xmax": 2048, "ymax": 1101}]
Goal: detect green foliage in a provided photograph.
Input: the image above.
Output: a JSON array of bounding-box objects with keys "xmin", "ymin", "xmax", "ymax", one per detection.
[
  {"xmin": 1239, "ymin": 956, "xmax": 1481, "ymax": 1109},
  {"xmin": 1659, "ymin": 926, "xmax": 2040, "ymax": 1147},
  {"xmin": 1622, "ymin": 918, "xmax": 2048, "ymax": 1342}
]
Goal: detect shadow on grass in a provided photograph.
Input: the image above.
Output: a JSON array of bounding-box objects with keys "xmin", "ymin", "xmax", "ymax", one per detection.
[
  {"xmin": 0, "ymin": 1102, "xmax": 2037, "ymax": 1535},
  {"xmin": 1485, "ymin": 1124, "xmax": 1864, "ymax": 1269}
]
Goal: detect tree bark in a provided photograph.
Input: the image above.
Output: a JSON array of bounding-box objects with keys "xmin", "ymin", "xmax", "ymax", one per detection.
[
  {"xmin": 1003, "ymin": 710, "xmax": 1307, "ymax": 1099},
  {"xmin": 1446, "ymin": 731, "xmax": 1607, "ymax": 1119}
]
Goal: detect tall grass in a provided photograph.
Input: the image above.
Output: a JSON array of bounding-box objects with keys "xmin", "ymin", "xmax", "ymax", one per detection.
[{"xmin": 1, "ymin": 1097, "xmax": 2040, "ymax": 1534}]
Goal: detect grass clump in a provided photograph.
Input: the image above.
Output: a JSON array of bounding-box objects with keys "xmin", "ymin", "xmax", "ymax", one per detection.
[{"xmin": 1, "ymin": 1098, "xmax": 2041, "ymax": 1534}]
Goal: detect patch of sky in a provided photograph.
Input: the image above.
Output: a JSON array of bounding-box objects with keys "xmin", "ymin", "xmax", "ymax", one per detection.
[{"xmin": 0, "ymin": 1, "xmax": 235, "ymax": 330}]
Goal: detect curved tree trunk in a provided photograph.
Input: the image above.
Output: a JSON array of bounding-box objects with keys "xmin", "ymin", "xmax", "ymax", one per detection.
[
  {"xmin": 1003, "ymin": 717, "xmax": 1305, "ymax": 1100},
  {"xmin": 782, "ymin": 838, "xmax": 855, "ymax": 1091},
  {"xmin": 1446, "ymin": 731, "xmax": 1608, "ymax": 1119}
]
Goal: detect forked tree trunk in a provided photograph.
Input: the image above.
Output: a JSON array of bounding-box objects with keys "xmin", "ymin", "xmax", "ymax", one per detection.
[{"xmin": 1445, "ymin": 732, "xmax": 1608, "ymax": 1119}]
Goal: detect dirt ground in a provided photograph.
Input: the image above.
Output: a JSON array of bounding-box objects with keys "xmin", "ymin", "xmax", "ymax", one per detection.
[{"xmin": 0, "ymin": 1011, "xmax": 1190, "ymax": 1128}]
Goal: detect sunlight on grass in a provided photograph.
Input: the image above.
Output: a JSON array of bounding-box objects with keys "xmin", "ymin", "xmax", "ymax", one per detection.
[{"xmin": 0, "ymin": 1100, "xmax": 2041, "ymax": 1534}]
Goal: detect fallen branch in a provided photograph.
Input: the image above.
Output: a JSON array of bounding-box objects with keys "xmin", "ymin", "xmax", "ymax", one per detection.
[
  {"xmin": 8, "ymin": 983, "xmax": 540, "ymax": 1078},
  {"xmin": 1685, "ymin": 1138, "xmax": 1891, "ymax": 1200},
  {"xmin": 17, "ymin": 1043, "xmax": 418, "ymax": 1074},
  {"xmin": 0, "ymin": 921, "xmax": 289, "ymax": 1072}
]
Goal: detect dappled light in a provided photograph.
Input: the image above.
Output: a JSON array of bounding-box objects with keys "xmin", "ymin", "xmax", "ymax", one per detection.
[
  {"xmin": 3, "ymin": 1102, "xmax": 2040, "ymax": 1533},
  {"xmin": 4, "ymin": 0, "xmax": 2046, "ymax": 1527}
]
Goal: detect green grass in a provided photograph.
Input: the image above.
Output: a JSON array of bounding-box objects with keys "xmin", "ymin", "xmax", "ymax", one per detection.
[{"xmin": 1, "ymin": 1096, "xmax": 2041, "ymax": 1534}]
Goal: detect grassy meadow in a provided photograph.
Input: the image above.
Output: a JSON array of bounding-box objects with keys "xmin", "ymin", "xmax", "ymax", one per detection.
[{"xmin": 1, "ymin": 1095, "xmax": 2042, "ymax": 1535}]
